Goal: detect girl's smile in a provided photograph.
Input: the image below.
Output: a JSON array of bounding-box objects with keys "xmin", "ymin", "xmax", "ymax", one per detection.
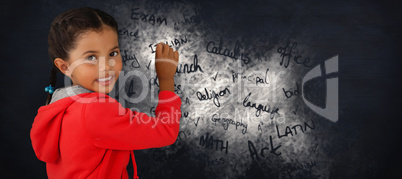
[{"xmin": 96, "ymin": 75, "xmax": 115, "ymax": 86}]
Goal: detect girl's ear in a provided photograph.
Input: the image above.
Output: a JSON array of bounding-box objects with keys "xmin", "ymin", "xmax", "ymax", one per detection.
[{"xmin": 54, "ymin": 58, "xmax": 71, "ymax": 77}]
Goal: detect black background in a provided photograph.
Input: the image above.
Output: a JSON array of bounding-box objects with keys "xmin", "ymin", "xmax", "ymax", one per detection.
[{"xmin": 0, "ymin": 0, "xmax": 401, "ymax": 178}]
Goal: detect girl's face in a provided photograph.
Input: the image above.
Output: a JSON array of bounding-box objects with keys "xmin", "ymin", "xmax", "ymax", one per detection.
[{"xmin": 55, "ymin": 26, "xmax": 122, "ymax": 94}]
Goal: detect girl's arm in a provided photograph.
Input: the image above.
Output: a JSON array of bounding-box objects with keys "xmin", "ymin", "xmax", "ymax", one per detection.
[{"xmin": 82, "ymin": 91, "xmax": 181, "ymax": 150}]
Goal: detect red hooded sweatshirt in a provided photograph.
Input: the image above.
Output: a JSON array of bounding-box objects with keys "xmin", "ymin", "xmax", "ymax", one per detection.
[{"xmin": 30, "ymin": 88, "xmax": 181, "ymax": 179}]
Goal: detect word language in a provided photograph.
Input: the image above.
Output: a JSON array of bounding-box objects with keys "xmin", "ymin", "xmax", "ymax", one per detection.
[{"xmin": 243, "ymin": 93, "xmax": 280, "ymax": 118}]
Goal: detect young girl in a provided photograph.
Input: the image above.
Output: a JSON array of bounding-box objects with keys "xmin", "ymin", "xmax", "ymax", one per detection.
[{"xmin": 30, "ymin": 7, "xmax": 181, "ymax": 179}]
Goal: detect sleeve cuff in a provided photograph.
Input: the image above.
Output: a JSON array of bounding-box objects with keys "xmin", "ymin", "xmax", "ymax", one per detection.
[{"xmin": 158, "ymin": 91, "xmax": 182, "ymax": 107}]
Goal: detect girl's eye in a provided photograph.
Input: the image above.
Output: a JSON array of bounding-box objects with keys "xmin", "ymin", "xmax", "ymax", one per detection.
[
  {"xmin": 110, "ymin": 51, "xmax": 118, "ymax": 57},
  {"xmin": 86, "ymin": 55, "xmax": 96, "ymax": 61}
]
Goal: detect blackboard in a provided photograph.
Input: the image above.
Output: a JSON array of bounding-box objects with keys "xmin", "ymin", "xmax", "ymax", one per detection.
[{"xmin": 1, "ymin": 0, "xmax": 401, "ymax": 178}]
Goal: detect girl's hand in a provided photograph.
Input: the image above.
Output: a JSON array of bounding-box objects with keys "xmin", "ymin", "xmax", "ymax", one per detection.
[{"xmin": 155, "ymin": 43, "xmax": 179, "ymax": 92}]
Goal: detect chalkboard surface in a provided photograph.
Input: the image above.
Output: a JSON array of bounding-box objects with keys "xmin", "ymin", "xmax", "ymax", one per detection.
[{"xmin": 1, "ymin": 0, "xmax": 401, "ymax": 178}]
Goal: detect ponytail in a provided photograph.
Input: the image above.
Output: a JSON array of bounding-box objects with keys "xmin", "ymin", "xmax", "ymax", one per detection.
[{"xmin": 45, "ymin": 65, "xmax": 58, "ymax": 105}]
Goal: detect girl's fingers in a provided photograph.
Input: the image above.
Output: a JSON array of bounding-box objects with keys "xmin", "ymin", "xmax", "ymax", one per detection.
[
  {"xmin": 173, "ymin": 51, "xmax": 179, "ymax": 62},
  {"xmin": 163, "ymin": 44, "xmax": 170, "ymax": 56},
  {"xmin": 155, "ymin": 43, "xmax": 163, "ymax": 58},
  {"xmin": 169, "ymin": 47, "xmax": 173, "ymax": 57},
  {"xmin": 156, "ymin": 42, "xmax": 178, "ymax": 62}
]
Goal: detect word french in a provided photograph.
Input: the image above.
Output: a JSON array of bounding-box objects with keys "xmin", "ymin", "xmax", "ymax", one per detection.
[{"xmin": 176, "ymin": 54, "xmax": 204, "ymax": 74}]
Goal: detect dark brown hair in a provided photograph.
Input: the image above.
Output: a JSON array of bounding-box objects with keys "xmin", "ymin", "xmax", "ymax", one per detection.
[{"xmin": 46, "ymin": 7, "xmax": 118, "ymax": 105}]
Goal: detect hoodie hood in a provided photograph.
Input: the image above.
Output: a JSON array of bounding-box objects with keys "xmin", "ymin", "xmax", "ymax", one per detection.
[
  {"xmin": 30, "ymin": 85, "xmax": 92, "ymax": 162},
  {"xmin": 49, "ymin": 85, "xmax": 92, "ymax": 104}
]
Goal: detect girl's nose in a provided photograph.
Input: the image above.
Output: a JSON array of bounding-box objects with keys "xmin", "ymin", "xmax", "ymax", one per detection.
[{"xmin": 98, "ymin": 56, "xmax": 113, "ymax": 71}]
